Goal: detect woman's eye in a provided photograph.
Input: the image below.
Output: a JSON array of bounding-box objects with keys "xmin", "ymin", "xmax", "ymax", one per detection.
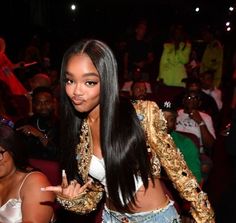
[
  {"xmin": 85, "ymin": 81, "xmax": 98, "ymax": 86},
  {"xmin": 65, "ymin": 78, "xmax": 74, "ymax": 85}
]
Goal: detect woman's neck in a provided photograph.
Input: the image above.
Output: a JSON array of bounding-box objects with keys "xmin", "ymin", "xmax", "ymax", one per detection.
[{"xmin": 87, "ymin": 105, "xmax": 100, "ymax": 124}]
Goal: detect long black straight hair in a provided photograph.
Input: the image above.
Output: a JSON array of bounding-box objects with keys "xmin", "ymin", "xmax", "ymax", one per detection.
[{"xmin": 60, "ymin": 39, "xmax": 153, "ymax": 211}]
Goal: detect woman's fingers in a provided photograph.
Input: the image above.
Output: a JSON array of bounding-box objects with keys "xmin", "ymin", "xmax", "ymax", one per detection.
[
  {"xmin": 41, "ymin": 173, "xmax": 93, "ymax": 199},
  {"xmin": 78, "ymin": 178, "xmax": 93, "ymax": 192},
  {"xmin": 71, "ymin": 179, "xmax": 92, "ymax": 197},
  {"xmin": 61, "ymin": 169, "xmax": 69, "ymax": 188},
  {"xmin": 41, "ymin": 185, "xmax": 62, "ymax": 193}
]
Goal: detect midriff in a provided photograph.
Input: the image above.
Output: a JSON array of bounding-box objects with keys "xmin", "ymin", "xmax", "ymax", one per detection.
[{"xmin": 106, "ymin": 178, "xmax": 169, "ymax": 213}]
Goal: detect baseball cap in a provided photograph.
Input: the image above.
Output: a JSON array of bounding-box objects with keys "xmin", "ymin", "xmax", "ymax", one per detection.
[{"xmin": 159, "ymin": 100, "xmax": 177, "ymax": 113}]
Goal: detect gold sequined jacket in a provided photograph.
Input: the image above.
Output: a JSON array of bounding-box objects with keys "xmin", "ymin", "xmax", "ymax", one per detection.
[{"xmin": 56, "ymin": 100, "xmax": 215, "ymax": 222}]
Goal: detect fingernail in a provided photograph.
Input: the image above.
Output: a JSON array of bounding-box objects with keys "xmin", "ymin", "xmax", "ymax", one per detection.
[
  {"xmin": 62, "ymin": 169, "xmax": 66, "ymax": 177},
  {"xmin": 40, "ymin": 187, "xmax": 46, "ymax": 191}
]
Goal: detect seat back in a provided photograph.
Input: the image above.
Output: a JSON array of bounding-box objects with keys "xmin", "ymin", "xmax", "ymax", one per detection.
[{"xmin": 29, "ymin": 158, "xmax": 61, "ymax": 185}]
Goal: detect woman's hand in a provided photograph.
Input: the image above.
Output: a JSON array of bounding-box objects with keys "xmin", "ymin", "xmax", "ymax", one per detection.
[{"xmin": 41, "ymin": 170, "xmax": 92, "ymax": 199}]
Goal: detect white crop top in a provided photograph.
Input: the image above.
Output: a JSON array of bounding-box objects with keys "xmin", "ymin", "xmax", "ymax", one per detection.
[
  {"xmin": 89, "ymin": 155, "xmax": 143, "ymax": 205},
  {"xmin": 89, "ymin": 155, "xmax": 106, "ymax": 185},
  {"xmin": 0, "ymin": 172, "xmax": 35, "ymax": 223}
]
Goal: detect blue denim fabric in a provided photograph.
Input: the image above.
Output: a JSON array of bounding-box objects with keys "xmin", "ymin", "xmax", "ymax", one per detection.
[{"xmin": 102, "ymin": 200, "xmax": 181, "ymax": 223}]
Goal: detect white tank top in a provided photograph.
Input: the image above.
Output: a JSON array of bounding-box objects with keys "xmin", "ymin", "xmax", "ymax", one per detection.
[
  {"xmin": 89, "ymin": 155, "xmax": 106, "ymax": 185},
  {"xmin": 0, "ymin": 172, "xmax": 35, "ymax": 223}
]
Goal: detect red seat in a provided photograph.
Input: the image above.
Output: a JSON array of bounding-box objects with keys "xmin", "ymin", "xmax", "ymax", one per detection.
[{"xmin": 29, "ymin": 158, "xmax": 61, "ymax": 185}]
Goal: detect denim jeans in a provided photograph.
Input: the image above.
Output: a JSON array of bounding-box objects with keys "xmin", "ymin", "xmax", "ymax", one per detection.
[{"xmin": 102, "ymin": 200, "xmax": 181, "ymax": 223}]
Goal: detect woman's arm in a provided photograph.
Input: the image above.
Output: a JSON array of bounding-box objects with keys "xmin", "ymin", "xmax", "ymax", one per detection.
[
  {"xmin": 21, "ymin": 172, "xmax": 55, "ymax": 223},
  {"xmin": 134, "ymin": 100, "xmax": 215, "ymax": 223},
  {"xmin": 149, "ymin": 101, "xmax": 214, "ymax": 223}
]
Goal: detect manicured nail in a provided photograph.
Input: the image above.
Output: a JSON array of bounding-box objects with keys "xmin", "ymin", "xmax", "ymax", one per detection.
[{"xmin": 62, "ymin": 169, "xmax": 66, "ymax": 177}]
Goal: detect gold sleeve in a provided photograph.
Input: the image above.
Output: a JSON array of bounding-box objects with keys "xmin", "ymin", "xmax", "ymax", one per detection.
[
  {"xmin": 56, "ymin": 181, "xmax": 104, "ymax": 214},
  {"xmin": 144, "ymin": 101, "xmax": 215, "ymax": 223}
]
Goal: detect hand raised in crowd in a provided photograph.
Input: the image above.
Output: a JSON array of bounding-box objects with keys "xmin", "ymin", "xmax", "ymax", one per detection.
[
  {"xmin": 16, "ymin": 124, "xmax": 41, "ymax": 137},
  {"xmin": 188, "ymin": 109, "xmax": 204, "ymax": 124},
  {"xmin": 16, "ymin": 124, "xmax": 49, "ymax": 146}
]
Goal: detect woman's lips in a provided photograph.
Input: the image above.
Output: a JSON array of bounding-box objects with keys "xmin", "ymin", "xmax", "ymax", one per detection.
[
  {"xmin": 71, "ymin": 96, "xmax": 84, "ymax": 105},
  {"xmin": 72, "ymin": 99, "xmax": 83, "ymax": 105}
]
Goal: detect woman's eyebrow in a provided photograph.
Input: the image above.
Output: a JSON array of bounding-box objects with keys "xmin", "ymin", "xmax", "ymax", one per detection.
[
  {"xmin": 65, "ymin": 71, "xmax": 99, "ymax": 78},
  {"xmin": 82, "ymin": 72, "xmax": 100, "ymax": 78}
]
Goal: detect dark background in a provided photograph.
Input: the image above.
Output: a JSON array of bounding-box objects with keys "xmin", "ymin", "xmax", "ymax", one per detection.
[{"xmin": 0, "ymin": 0, "xmax": 235, "ymax": 66}]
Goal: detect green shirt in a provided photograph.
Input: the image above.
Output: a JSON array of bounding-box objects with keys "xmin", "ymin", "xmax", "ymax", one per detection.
[{"xmin": 171, "ymin": 131, "xmax": 202, "ymax": 183}]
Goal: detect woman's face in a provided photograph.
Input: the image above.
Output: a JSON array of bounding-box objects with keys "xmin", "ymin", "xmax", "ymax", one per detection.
[
  {"xmin": 65, "ymin": 53, "xmax": 100, "ymax": 113},
  {"xmin": 0, "ymin": 146, "xmax": 15, "ymax": 179}
]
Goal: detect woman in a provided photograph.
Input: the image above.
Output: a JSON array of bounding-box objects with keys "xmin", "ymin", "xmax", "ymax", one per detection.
[
  {"xmin": 43, "ymin": 39, "xmax": 214, "ymax": 222},
  {"xmin": 0, "ymin": 124, "xmax": 55, "ymax": 223}
]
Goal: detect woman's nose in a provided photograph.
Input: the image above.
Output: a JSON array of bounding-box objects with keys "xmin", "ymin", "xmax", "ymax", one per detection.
[{"xmin": 73, "ymin": 83, "xmax": 83, "ymax": 95}]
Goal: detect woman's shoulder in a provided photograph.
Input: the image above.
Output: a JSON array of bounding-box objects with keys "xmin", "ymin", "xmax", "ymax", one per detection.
[
  {"xmin": 20, "ymin": 171, "xmax": 51, "ymax": 192},
  {"xmin": 20, "ymin": 171, "xmax": 54, "ymax": 200},
  {"xmin": 132, "ymin": 100, "xmax": 167, "ymax": 129},
  {"xmin": 132, "ymin": 100, "xmax": 163, "ymax": 117}
]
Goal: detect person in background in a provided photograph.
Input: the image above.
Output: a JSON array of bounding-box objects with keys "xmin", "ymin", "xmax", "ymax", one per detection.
[
  {"xmin": 123, "ymin": 19, "xmax": 154, "ymax": 82},
  {"xmin": 176, "ymin": 91, "xmax": 215, "ymax": 184},
  {"xmin": 121, "ymin": 67, "xmax": 152, "ymax": 99},
  {"xmin": 0, "ymin": 80, "xmax": 20, "ymax": 123},
  {"xmin": 200, "ymin": 26, "xmax": 223, "ymax": 88},
  {"xmin": 158, "ymin": 24, "xmax": 191, "ymax": 87},
  {"xmin": 15, "ymin": 87, "xmax": 59, "ymax": 161},
  {"xmin": 174, "ymin": 77, "xmax": 220, "ymax": 128},
  {"xmin": 199, "ymin": 70, "xmax": 223, "ymax": 111},
  {"xmin": 130, "ymin": 80, "xmax": 151, "ymax": 100},
  {"xmin": 176, "ymin": 91, "xmax": 216, "ymax": 155},
  {"xmin": 25, "ymin": 73, "xmax": 52, "ymax": 116},
  {"xmin": 0, "ymin": 37, "xmax": 27, "ymax": 96},
  {"xmin": 28, "ymin": 73, "xmax": 52, "ymax": 92},
  {"xmin": 42, "ymin": 39, "xmax": 214, "ymax": 223},
  {"xmin": 0, "ymin": 124, "xmax": 55, "ymax": 223}
]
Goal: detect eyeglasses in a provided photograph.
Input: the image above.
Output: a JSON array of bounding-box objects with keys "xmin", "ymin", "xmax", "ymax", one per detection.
[{"xmin": 0, "ymin": 150, "xmax": 7, "ymax": 161}]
